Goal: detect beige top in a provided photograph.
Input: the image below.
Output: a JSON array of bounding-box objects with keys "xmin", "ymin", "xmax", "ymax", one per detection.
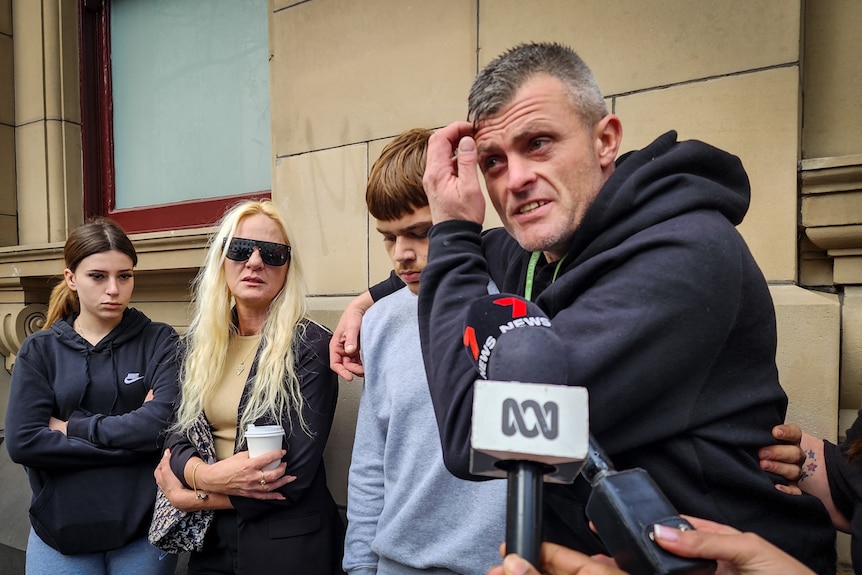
[{"xmin": 205, "ymin": 333, "xmax": 262, "ymax": 462}]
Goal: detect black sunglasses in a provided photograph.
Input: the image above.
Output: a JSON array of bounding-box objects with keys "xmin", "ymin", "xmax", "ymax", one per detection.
[{"xmin": 222, "ymin": 237, "xmax": 291, "ymax": 267}]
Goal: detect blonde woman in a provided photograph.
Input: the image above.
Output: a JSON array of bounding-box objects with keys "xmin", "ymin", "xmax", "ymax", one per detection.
[{"xmin": 155, "ymin": 200, "xmax": 344, "ymax": 574}]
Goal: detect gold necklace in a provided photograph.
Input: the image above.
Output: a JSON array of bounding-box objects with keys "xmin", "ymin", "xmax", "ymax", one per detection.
[{"xmin": 235, "ymin": 339, "xmax": 258, "ymax": 376}]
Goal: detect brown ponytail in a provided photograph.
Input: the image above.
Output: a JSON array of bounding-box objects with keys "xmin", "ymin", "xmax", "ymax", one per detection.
[
  {"xmin": 44, "ymin": 282, "xmax": 79, "ymax": 329},
  {"xmin": 847, "ymin": 436, "xmax": 862, "ymax": 461}
]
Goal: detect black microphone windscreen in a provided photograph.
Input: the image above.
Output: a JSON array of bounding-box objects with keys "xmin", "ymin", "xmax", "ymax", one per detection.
[
  {"xmin": 463, "ymin": 294, "xmax": 568, "ymax": 384},
  {"xmin": 489, "ymin": 328, "xmax": 568, "ymax": 385}
]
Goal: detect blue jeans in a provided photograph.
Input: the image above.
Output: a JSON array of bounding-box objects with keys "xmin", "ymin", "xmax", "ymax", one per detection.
[{"xmin": 26, "ymin": 528, "xmax": 177, "ymax": 575}]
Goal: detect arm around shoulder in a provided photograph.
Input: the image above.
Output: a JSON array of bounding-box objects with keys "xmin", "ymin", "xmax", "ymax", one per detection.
[{"xmin": 330, "ymin": 291, "xmax": 373, "ymax": 380}]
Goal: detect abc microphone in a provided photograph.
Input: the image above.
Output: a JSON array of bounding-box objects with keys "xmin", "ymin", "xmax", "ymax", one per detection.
[
  {"xmin": 464, "ymin": 295, "xmax": 716, "ymax": 575},
  {"xmin": 464, "ymin": 295, "xmax": 589, "ymax": 566}
]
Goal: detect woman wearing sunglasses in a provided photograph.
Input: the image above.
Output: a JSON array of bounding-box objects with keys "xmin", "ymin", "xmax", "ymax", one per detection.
[
  {"xmin": 4, "ymin": 218, "xmax": 180, "ymax": 574},
  {"xmin": 155, "ymin": 199, "xmax": 344, "ymax": 574}
]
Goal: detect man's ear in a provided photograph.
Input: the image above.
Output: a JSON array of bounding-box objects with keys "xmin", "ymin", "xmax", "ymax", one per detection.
[
  {"xmin": 63, "ymin": 268, "xmax": 76, "ymax": 291},
  {"xmin": 594, "ymin": 114, "xmax": 622, "ymax": 170}
]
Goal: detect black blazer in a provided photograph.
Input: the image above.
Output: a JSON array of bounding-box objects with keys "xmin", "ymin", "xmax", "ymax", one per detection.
[
  {"xmin": 167, "ymin": 320, "xmax": 344, "ymax": 574},
  {"xmin": 234, "ymin": 462, "xmax": 344, "ymax": 574}
]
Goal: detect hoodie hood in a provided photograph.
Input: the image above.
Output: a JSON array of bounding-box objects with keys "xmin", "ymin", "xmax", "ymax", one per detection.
[
  {"xmin": 50, "ymin": 307, "xmax": 153, "ymax": 416},
  {"xmin": 565, "ymin": 130, "xmax": 750, "ymax": 268},
  {"xmin": 52, "ymin": 307, "xmax": 152, "ymax": 352}
]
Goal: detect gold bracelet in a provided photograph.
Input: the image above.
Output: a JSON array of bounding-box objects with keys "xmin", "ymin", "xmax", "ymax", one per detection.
[{"xmin": 192, "ymin": 461, "xmax": 208, "ymax": 500}]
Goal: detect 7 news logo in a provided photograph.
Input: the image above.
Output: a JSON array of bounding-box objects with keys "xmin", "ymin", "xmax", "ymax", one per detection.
[
  {"xmin": 464, "ymin": 296, "xmax": 552, "ymax": 379},
  {"xmin": 502, "ymin": 399, "xmax": 559, "ymax": 439}
]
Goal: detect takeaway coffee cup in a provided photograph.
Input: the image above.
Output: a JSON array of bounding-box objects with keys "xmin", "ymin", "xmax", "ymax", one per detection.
[{"xmin": 246, "ymin": 424, "xmax": 285, "ymax": 470}]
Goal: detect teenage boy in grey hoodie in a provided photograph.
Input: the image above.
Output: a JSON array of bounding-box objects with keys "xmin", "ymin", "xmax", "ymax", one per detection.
[{"xmin": 343, "ymin": 128, "xmax": 505, "ymax": 575}]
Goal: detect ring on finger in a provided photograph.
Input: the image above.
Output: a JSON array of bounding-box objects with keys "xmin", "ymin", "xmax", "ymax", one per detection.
[{"xmin": 259, "ymin": 471, "xmax": 267, "ymax": 488}]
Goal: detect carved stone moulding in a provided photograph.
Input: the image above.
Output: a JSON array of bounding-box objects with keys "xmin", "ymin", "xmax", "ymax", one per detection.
[
  {"xmin": 801, "ymin": 154, "xmax": 862, "ymax": 287},
  {"xmin": 0, "ymin": 303, "xmax": 48, "ymax": 371}
]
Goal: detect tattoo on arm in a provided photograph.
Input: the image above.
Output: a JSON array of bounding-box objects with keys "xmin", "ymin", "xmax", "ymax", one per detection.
[{"xmin": 800, "ymin": 448, "xmax": 817, "ymax": 483}]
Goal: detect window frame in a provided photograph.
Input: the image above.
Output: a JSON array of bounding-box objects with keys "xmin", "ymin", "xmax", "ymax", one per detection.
[{"xmin": 78, "ymin": 0, "xmax": 271, "ymax": 234}]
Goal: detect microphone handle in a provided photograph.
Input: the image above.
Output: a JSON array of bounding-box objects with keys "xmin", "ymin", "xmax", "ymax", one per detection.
[
  {"xmin": 505, "ymin": 460, "xmax": 545, "ymax": 567},
  {"xmin": 581, "ymin": 434, "xmax": 615, "ymax": 485}
]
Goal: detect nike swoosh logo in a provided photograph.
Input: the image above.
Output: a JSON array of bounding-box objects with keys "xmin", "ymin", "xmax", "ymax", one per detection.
[{"xmin": 124, "ymin": 374, "xmax": 144, "ymax": 384}]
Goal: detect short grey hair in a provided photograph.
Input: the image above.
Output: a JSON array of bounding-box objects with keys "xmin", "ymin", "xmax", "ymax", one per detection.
[{"xmin": 468, "ymin": 42, "xmax": 608, "ymax": 128}]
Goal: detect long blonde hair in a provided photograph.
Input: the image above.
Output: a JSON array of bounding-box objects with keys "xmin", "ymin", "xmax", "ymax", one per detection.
[{"xmin": 174, "ymin": 199, "xmax": 311, "ymax": 443}]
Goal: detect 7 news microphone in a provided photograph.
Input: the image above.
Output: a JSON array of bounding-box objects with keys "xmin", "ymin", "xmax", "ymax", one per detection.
[
  {"xmin": 463, "ymin": 294, "xmax": 715, "ymax": 575},
  {"xmin": 465, "ymin": 295, "xmax": 588, "ymax": 566}
]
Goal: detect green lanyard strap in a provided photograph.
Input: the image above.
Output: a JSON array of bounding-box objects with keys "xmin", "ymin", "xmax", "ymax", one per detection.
[{"xmin": 524, "ymin": 251, "xmax": 567, "ymax": 301}]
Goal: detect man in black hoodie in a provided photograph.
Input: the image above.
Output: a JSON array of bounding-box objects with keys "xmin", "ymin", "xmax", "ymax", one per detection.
[{"xmin": 413, "ymin": 43, "xmax": 835, "ymax": 573}]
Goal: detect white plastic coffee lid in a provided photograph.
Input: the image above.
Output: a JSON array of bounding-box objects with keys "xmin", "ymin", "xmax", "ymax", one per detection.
[{"xmin": 246, "ymin": 424, "xmax": 284, "ymax": 436}]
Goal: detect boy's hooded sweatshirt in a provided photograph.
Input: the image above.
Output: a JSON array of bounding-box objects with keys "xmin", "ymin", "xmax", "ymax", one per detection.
[
  {"xmin": 5, "ymin": 307, "xmax": 179, "ymax": 554},
  {"xmin": 414, "ymin": 131, "xmax": 836, "ymax": 574}
]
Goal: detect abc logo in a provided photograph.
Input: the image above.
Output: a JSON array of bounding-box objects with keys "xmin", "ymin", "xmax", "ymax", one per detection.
[{"xmin": 502, "ymin": 399, "xmax": 559, "ymax": 439}]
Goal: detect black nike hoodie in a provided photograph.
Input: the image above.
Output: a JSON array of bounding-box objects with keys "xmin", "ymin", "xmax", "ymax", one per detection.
[{"xmin": 5, "ymin": 307, "xmax": 179, "ymax": 554}]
